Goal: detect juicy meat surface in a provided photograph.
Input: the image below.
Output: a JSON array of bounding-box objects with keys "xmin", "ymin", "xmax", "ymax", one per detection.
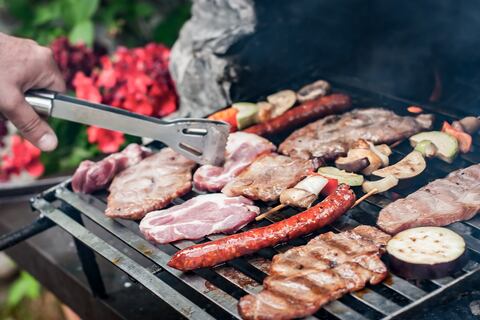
[
  {"xmin": 139, "ymin": 193, "xmax": 259, "ymax": 244},
  {"xmin": 238, "ymin": 226, "xmax": 390, "ymax": 320},
  {"xmin": 193, "ymin": 132, "xmax": 275, "ymax": 192},
  {"xmin": 71, "ymin": 144, "xmax": 151, "ymax": 194},
  {"xmin": 105, "ymin": 148, "xmax": 196, "ymax": 220},
  {"xmin": 222, "ymin": 153, "xmax": 314, "ymax": 202},
  {"xmin": 378, "ymin": 164, "xmax": 480, "ymax": 234},
  {"xmin": 279, "ymin": 108, "xmax": 433, "ymax": 160}
]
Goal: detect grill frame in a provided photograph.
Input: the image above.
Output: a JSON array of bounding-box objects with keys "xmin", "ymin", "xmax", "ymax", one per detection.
[{"xmin": 30, "ymin": 82, "xmax": 480, "ymax": 320}]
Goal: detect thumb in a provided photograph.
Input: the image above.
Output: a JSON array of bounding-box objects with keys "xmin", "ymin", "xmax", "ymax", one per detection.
[{"xmin": 2, "ymin": 90, "xmax": 58, "ymax": 151}]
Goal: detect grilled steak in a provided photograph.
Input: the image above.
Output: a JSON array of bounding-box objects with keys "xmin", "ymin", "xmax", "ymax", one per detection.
[
  {"xmin": 238, "ymin": 226, "xmax": 391, "ymax": 320},
  {"xmin": 139, "ymin": 193, "xmax": 259, "ymax": 244},
  {"xmin": 193, "ymin": 132, "xmax": 275, "ymax": 192},
  {"xmin": 279, "ymin": 108, "xmax": 433, "ymax": 160},
  {"xmin": 72, "ymin": 144, "xmax": 151, "ymax": 194},
  {"xmin": 378, "ymin": 164, "xmax": 480, "ymax": 234},
  {"xmin": 222, "ymin": 153, "xmax": 314, "ymax": 202},
  {"xmin": 105, "ymin": 148, "xmax": 196, "ymax": 220}
]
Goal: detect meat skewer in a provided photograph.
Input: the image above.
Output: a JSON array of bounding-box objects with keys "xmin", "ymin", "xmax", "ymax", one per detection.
[
  {"xmin": 255, "ymin": 174, "xmax": 331, "ymax": 221},
  {"xmin": 352, "ymin": 188, "xmax": 379, "ymax": 208},
  {"xmin": 167, "ymin": 184, "xmax": 355, "ymax": 271}
]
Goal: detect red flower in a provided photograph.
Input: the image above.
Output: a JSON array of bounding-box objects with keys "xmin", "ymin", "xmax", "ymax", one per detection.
[
  {"xmin": 72, "ymin": 42, "xmax": 178, "ymax": 153},
  {"xmin": 50, "ymin": 37, "xmax": 105, "ymax": 90},
  {"xmin": 87, "ymin": 127, "xmax": 125, "ymax": 153},
  {"xmin": 73, "ymin": 72, "xmax": 102, "ymax": 103},
  {"xmin": 0, "ymin": 135, "xmax": 44, "ymax": 181}
]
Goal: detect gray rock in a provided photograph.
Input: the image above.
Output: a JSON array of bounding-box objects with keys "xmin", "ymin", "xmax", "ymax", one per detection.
[{"xmin": 169, "ymin": 0, "xmax": 256, "ymax": 117}]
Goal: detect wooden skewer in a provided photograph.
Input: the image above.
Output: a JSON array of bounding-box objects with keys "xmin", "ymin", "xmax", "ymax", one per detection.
[
  {"xmin": 352, "ymin": 188, "xmax": 378, "ymax": 208},
  {"xmin": 255, "ymin": 204, "xmax": 286, "ymax": 221},
  {"xmin": 389, "ymin": 139, "xmax": 403, "ymax": 148}
]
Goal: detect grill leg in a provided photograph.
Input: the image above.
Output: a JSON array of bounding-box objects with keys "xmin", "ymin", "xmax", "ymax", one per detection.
[{"xmin": 62, "ymin": 204, "xmax": 107, "ymax": 299}]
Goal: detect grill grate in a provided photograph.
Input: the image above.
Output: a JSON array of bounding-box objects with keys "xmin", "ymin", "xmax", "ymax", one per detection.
[{"xmin": 31, "ymin": 83, "xmax": 480, "ymax": 319}]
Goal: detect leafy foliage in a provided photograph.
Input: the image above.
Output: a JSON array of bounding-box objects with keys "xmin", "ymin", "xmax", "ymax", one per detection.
[
  {"xmin": 0, "ymin": 0, "xmax": 191, "ymax": 47},
  {"xmin": 6, "ymin": 272, "xmax": 41, "ymax": 309}
]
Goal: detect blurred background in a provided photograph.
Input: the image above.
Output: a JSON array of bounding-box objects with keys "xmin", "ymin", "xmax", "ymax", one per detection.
[{"xmin": 0, "ymin": 0, "xmax": 190, "ymax": 318}]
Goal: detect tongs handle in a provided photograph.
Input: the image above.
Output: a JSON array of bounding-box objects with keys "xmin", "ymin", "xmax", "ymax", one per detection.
[{"xmin": 24, "ymin": 90, "xmax": 56, "ymax": 116}]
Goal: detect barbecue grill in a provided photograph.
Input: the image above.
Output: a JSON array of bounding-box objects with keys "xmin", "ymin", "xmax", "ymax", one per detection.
[{"xmin": 1, "ymin": 77, "xmax": 478, "ymax": 319}]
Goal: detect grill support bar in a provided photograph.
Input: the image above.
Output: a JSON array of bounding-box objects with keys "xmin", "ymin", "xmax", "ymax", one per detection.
[
  {"xmin": 0, "ymin": 217, "xmax": 54, "ymax": 251},
  {"xmin": 32, "ymin": 198, "xmax": 215, "ymax": 320},
  {"xmin": 61, "ymin": 202, "xmax": 107, "ymax": 299}
]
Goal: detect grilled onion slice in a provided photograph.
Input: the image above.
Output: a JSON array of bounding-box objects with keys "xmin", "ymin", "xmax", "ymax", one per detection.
[{"xmin": 387, "ymin": 227, "xmax": 467, "ymax": 280}]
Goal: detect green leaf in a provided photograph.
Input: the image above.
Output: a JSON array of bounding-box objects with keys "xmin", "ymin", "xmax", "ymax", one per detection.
[
  {"xmin": 33, "ymin": 2, "xmax": 62, "ymax": 26},
  {"xmin": 6, "ymin": 272, "xmax": 41, "ymax": 309},
  {"xmin": 69, "ymin": 20, "xmax": 94, "ymax": 47},
  {"xmin": 63, "ymin": 0, "xmax": 99, "ymax": 24}
]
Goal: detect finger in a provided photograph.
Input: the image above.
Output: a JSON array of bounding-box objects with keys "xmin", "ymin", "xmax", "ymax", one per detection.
[
  {"xmin": 31, "ymin": 47, "xmax": 66, "ymax": 93},
  {"xmin": 3, "ymin": 90, "xmax": 58, "ymax": 151}
]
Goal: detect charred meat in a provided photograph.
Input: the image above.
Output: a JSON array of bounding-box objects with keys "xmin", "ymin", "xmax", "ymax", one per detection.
[
  {"xmin": 193, "ymin": 132, "xmax": 275, "ymax": 192},
  {"xmin": 279, "ymin": 108, "xmax": 433, "ymax": 160},
  {"xmin": 105, "ymin": 148, "xmax": 196, "ymax": 220},
  {"xmin": 238, "ymin": 226, "xmax": 391, "ymax": 320},
  {"xmin": 222, "ymin": 153, "xmax": 314, "ymax": 202}
]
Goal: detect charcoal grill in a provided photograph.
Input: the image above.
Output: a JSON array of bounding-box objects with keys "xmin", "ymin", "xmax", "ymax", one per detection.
[{"xmin": 1, "ymin": 80, "xmax": 479, "ymax": 320}]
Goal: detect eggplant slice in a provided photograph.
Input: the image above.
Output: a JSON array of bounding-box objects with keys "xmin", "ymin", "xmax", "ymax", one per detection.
[{"xmin": 387, "ymin": 227, "xmax": 468, "ymax": 280}]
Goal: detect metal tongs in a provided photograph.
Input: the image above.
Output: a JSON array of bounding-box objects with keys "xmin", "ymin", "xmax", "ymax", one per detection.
[{"xmin": 25, "ymin": 90, "xmax": 229, "ymax": 166}]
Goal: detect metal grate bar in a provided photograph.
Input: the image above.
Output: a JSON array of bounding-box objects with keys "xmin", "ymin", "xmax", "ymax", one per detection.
[
  {"xmin": 448, "ymin": 223, "xmax": 480, "ymax": 255},
  {"xmin": 463, "ymin": 216, "xmax": 480, "ymax": 231},
  {"xmin": 323, "ymin": 301, "xmax": 369, "ymax": 320},
  {"xmin": 350, "ymin": 289, "xmax": 402, "ymax": 315},
  {"xmin": 54, "ymin": 188, "xmax": 241, "ymax": 318},
  {"xmin": 32, "ymin": 198, "xmax": 214, "ymax": 320}
]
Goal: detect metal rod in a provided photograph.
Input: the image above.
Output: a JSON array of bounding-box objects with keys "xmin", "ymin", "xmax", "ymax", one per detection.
[
  {"xmin": 61, "ymin": 202, "xmax": 108, "ymax": 299},
  {"xmin": 0, "ymin": 217, "xmax": 54, "ymax": 251}
]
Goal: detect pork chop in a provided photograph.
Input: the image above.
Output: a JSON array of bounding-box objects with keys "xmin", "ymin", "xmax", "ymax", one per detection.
[
  {"xmin": 105, "ymin": 148, "xmax": 196, "ymax": 220},
  {"xmin": 139, "ymin": 193, "xmax": 259, "ymax": 244},
  {"xmin": 377, "ymin": 164, "xmax": 480, "ymax": 234},
  {"xmin": 72, "ymin": 144, "xmax": 151, "ymax": 194}
]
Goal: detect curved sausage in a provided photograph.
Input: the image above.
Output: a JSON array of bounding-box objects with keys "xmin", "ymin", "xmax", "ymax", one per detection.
[
  {"xmin": 168, "ymin": 184, "xmax": 355, "ymax": 271},
  {"xmin": 244, "ymin": 93, "xmax": 352, "ymax": 136}
]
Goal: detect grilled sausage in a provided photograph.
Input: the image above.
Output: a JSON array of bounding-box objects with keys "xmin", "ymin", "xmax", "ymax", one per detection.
[
  {"xmin": 244, "ymin": 93, "xmax": 352, "ymax": 136},
  {"xmin": 167, "ymin": 184, "xmax": 355, "ymax": 271}
]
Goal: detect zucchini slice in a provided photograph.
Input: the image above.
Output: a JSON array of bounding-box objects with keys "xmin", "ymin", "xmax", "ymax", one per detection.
[
  {"xmin": 318, "ymin": 167, "xmax": 364, "ymax": 186},
  {"xmin": 409, "ymin": 131, "xmax": 459, "ymax": 163},
  {"xmin": 387, "ymin": 227, "xmax": 467, "ymax": 280}
]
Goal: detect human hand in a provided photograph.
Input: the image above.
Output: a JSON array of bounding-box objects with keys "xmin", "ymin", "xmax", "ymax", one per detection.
[{"xmin": 0, "ymin": 33, "xmax": 65, "ymax": 151}]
